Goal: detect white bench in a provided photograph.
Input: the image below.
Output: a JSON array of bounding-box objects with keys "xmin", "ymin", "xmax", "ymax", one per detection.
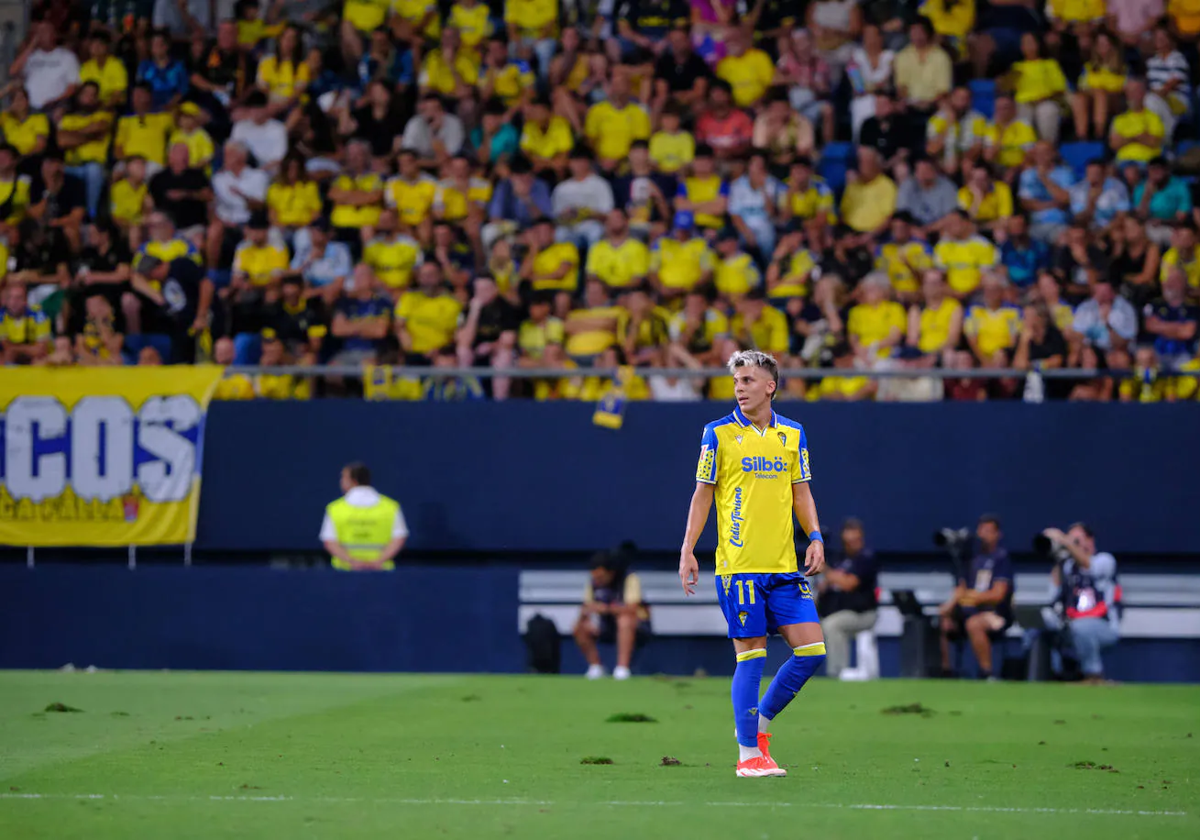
[{"xmin": 518, "ymin": 570, "xmax": 1200, "ymax": 640}]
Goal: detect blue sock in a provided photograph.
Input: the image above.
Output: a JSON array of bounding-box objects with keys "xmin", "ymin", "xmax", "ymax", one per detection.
[
  {"xmin": 732, "ymin": 648, "xmax": 767, "ymax": 747},
  {"xmin": 759, "ymin": 642, "xmax": 827, "ymax": 722}
]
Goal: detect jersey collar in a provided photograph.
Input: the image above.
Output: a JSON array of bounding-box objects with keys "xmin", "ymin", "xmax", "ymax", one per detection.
[{"xmin": 733, "ymin": 405, "xmax": 777, "ymax": 432}]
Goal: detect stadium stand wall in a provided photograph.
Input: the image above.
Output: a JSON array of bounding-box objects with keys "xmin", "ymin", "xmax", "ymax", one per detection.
[
  {"xmin": 197, "ymin": 402, "xmax": 1200, "ymax": 554},
  {"xmin": 2, "ymin": 564, "xmax": 1198, "ymax": 681}
]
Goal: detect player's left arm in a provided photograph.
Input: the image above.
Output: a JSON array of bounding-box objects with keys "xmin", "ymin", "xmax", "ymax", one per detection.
[{"xmin": 972, "ymin": 554, "xmax": 1013, "ymax": 607}]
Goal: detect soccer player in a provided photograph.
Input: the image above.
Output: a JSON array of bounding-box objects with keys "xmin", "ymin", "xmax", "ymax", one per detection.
[{"xmin": 679, "ymin": 350, "xmax": 826, "ymax": 778}]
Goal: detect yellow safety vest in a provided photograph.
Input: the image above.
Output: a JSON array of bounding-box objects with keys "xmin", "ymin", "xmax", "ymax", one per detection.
[{"xmin": 325, "ymin": 494, "xmax": 401, "ymax": 571}]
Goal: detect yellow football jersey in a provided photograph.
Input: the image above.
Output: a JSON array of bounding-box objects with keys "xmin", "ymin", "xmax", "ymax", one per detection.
[{"xmin": 696, "ymin": 408, "xmax": 812, "ymax": 576}]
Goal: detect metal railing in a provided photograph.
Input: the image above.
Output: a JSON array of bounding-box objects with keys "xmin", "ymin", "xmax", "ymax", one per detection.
[{"xmin": 224, "ymin": 365, "xmax": 1200, "ymax": 380}]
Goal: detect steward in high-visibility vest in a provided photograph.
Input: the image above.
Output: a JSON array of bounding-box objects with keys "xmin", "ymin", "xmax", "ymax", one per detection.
[{"xmin": 319, "ymin": 462, "xmax": 408, "ymax": 570}]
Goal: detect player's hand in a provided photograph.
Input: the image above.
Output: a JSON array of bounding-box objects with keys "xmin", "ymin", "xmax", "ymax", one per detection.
[
  {"xmin": 959, "ymin": 592, "xmax": 978, "ymax": 607},
  {"xmin": 803, "ymin": 540, "xmax": 825, "ymax": 576},
  {"xmin": 678, "ymin": 551, "xmax": 699, "ymax": 596}
]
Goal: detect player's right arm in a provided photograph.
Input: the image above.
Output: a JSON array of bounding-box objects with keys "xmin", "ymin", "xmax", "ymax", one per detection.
[
  {"xmin": 679, "ymin": 483, "xmax": 715, "ymax": 596},
  {"xmin": 680, "ymin": 423, "xmax": 719, "ymax": 595}
]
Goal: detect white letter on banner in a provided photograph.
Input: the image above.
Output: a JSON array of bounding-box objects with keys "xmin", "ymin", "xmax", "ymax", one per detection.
[
  {"xmin": 137, "ymin": 395, "xmax": 200, "ymax": 503},
  {"xmin": 5, "ymin": 397, "xmax": 68, "ymax": 502},
  {"xmin": 71, "ymin": 397, "xmax": 135, "ymax": 501}
]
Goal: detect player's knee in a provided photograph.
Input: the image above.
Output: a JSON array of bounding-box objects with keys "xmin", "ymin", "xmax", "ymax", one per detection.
[
  {"xmin": 572, "ymin": 620, "xmax": 593, "ymax": 640},
  {"xmin": 616, "ymin": 612, "xmax": 637, "ymax": 630}
]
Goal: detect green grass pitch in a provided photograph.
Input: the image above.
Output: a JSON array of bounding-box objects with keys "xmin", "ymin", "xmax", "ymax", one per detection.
[{"xmin": 0, "ymin": 670, "xmax": 1197, "ymax": 839}]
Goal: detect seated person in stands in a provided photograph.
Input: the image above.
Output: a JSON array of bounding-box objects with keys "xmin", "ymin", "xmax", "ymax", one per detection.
[
  {"xmin": 572, "ymin": 551, "xmax": 651, "ymax": 682},
  {"xmin": 937, "ymin": 514, "xmax": 1014, "ymax": 679},
  {"xmin": 817, "ymin": 518, "xmax": 879, "ymax": 679}
]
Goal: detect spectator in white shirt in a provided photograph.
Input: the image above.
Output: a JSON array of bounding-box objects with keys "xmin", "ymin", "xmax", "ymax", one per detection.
[
  {"xmin": 230, "ymin": 91, "xmax": 288, "ymax": 174},
  {"xmin": 1072, "ymin": 278, "xmax": 1138, "ymax": 354},
  {"xmin": 207, "ymin": 140, "xmax": 270, "ymax": 271},
  {"xmin": 10, "ymin": 22, "xmax": 80, "ymax": 111},
  {"xmin": 400, "ymin": 94, "xmax": 465, "ymax": 169},
  {"xmin": 552, "ymin": 148, "xmax": 614, "ymax": 253}
]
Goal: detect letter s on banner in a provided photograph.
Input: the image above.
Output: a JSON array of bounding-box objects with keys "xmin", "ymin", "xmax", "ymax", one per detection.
[{"xmin": 0, "ymin": 367, "xmax": 224, "ymax": 547}]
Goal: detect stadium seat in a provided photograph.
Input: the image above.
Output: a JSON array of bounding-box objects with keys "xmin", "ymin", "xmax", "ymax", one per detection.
[
  {"xmin": 817, "ymin": 159, "xmax": 849, "ymax": 194},
  {"xmin": 1060, "ymin": 141, "xmax": 1105, "ymax": 178},
  {"xmin": 822, "ymin": 141, "xmax": 855, "ymax": 163},
  {"xmin": 234, "ymin": 333, "xmax": 262, "ymax": 365},
  {"xmin": 968, "ymin": 79, "xmax": 996, "ymax": 119}
]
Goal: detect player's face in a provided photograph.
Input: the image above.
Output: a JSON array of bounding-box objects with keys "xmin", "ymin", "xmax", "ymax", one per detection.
[
  {"xmin": 733, "ymin": 365, "xmax": 775, "ymax": 414},
  {"xmin": 591, "ymin": 567, "xmax": 615, "ymax": 588},
  {"xmin": 842, "ymin": 527, "xmax": 864, "ymax": 555},
  {"xmin": 1067, "ymin": 526, "xmax": 1094, "ymax": 556}
]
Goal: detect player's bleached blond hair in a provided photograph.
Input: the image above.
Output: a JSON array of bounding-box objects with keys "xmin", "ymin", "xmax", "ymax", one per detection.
[{"xmin": 727, "ymin": 349, "xmax": 780, "ymax": 400}]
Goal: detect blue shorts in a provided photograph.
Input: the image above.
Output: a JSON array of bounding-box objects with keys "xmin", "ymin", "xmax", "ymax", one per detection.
[{"xmin": 715, "ymin": 572, "xmax": 819, "ymax": 639}]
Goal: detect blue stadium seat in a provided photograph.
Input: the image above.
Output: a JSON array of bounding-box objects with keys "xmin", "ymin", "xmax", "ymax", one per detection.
[
  {"xmin": 124, "ymin": 334, "xmax": 172, "ymax": 364},
  {"xmin": 1174, "ymin": 138, "xmax": 1199, "ymax": 159},
  {"xmin": 234, "ymin": 333, "xmax": 262, "ymax": 365},
  {"xmin": 822, "ymin": 141, "xmax": 855, "ymax": 162},
  {"xmin": 817, "ymin": 159, "xmax": 849, "ymax": 194},
  {"xmin": 1060, "ymin": 141, "xmax": 1105, "ymax": 178},
  {"xmin": 968, "ymin": 79, "xmax": 996, "ymax": 119}
]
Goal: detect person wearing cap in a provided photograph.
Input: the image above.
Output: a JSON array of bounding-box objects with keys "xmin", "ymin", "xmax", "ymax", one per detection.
[
  {"xmin": 115, "ymin": 84, "xmax": 175, "ymax": 170},
  {"xmin": 713, "ymin": 226, "xmax": 761, "ymax": 298},
  {"xmin": 129, "ymin": 250, "xmax": 213, "ymax": 363},
  {"xmin": 168, "ymin": 103, "xmax": 215, "ymax": 172},
  {"xmin": 57, "ymin": 82, "xmax": 113, "ymax": 220},
  {"xmin": 651, "ymin": 217, "xmax": 714, "ymax": 303},
  {"xmin": 79, "ymin": 31, "xmax": 128, "ymax": 110}
]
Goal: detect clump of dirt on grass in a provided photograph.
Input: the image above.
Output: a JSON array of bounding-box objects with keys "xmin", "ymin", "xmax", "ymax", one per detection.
[
  {"xmin": 660, "ymin": 756, "xmax": 681, "ymax": 766},
  {"xmin": 1070, "ymin": 761, "xmax": 1118, "ymax": 772},
  {"xmin": 580, "ymin": 756, "xmax": 613, "ymax": 765},
  {"xmin": 881, "ymin": 703, "xmax": 935, "ymax": 717},
  {"xmin": 606, "ymin": 713, "xmax": 657, "ymax": 723},
  {"xmin": 44, "ymin": 702, "xmax": 82, "ymax": 713}
]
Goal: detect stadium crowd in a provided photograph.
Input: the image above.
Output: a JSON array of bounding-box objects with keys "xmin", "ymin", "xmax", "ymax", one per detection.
[{"xmin": 2, "ymin": 0, "xmax": 1200, "ymax": 400}]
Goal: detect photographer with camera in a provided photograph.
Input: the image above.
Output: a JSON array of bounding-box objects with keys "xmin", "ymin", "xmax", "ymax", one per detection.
[
  {"xmin": 1040, "ymin": 523, "xmax": 1120, "ymax": 685},
  {"xmin": 937, "ymin": 515, "xmax": 1014, "ymax": 679}
]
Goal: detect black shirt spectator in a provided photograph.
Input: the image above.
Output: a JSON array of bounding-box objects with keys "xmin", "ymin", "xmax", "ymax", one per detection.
[
  {"xmin": 264, "ymin": 277, "xmax": 328, "ymax": 362},
  {"xmin": 132, "ymin": 255, "xmax": 211, "ymax": 362},
  {"xmin": 818, "ymin": 519, "xmax": 880, "ymax": 679},
  {"xmin": 654, "ymin": 27, "xmax": 712, "ymax": 99},
  {"xmin": 150, "ymin": 152, "xmax": 212, "ymax": 232},
  {"xmin": 620, "ymin": 0, "xmax": 691, "ymax": 40}
]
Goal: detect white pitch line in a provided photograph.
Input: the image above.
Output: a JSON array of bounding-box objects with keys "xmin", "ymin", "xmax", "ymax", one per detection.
[{"xmin": 0, "ymin": 793, "xmax": 1186, "ymax": 818}]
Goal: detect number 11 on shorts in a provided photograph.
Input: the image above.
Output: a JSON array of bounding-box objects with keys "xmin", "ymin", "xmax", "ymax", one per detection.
[{"xmin": 736, "ymin": 580, "xmax": 755, "ymax": 605}]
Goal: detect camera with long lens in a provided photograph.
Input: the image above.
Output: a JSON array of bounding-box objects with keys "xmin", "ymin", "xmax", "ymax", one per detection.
[
  {"xmin": 932, "ymin": 527, "xmax": 971, "ymax": 580},
  {"xmin": 1033, "ymin": 533, "xmax": 1073, "ymax": 566}
]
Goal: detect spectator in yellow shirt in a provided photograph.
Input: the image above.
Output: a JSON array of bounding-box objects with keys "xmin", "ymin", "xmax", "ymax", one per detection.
[
  {"xmin": 504, "ymin": 0, "xmax": 559, "ymax": 84},
  {"xmin": 395, "ymin": 263, "xmax": 464, "ymax": 360},
  {"xmin": 649, "ymin": 103, "xmax": 695, "ymax": 175},
  {"xmin": 58, "ymin": 82, "xmax": 113, "ymax": 220},
  {"xmin": 934, "ymin": 210, "xmax": 1000, "ymax": 298},
  {"xmin": 585, "ymin": 69, "xmax": 651, "ymax": 172},
  {"xmin": 840, "ymin": 146, "xmax": 897, "ymax": 241},
  {"xmin": 80, "ymin": 31, "xmax": 128, "ymax": 110},
  {"xmin": 731, "ymin": 287, "xmax": 789, "ymax": 355},
  {"xmin": 906, "ymin": 270, "xmax": 964, "ymax": 366},
  {"xmin": 847, "ymin": 272, "xmax": 907, "ymax": 361},
  {"xmin": 1110, "ymin": 77, "xmax": 1165, "ymax": 163},
  {"xmin": 716, "ymin": 31, "xmax": 775, "ymax": 109},
  {"xmin": 982, "ymin": 95, "xmax": 1037, "ymax": 174},
  {"xmin": 1071, "ymin": 30, "xmax": 1127, "ymax": 142},
  {"xmin": 520, "ymin": 95, "xmax": 574, "ymax": 180},
  {"xmin": 587, "ymin": 210, "xmax": 651, "ymax": 291},
  {"xmin": 1010, "ymin": 33, "xmax": 1068, "ymax": 144},
  {"xmin": 964, "ymin": 270, "xmax": 1023, "ymax": 365},
  {"xmin": 521, "ymin": 217, "xmax": 581, "ymax": 316},
  {"xmin": 168, "ymin": 104, "xmax": 215, "ymax": 172},
  {"xmin": 110, "ymin": 157, "xmax": 149, "ymax": 248},
  {"xmin": 0, "ymin": 88, "xmax": 50, "ymax": 159},
  {"xmin": 115, "ymin": 84, "xmax": 174, "ymax": 168},
  {"xmin": 958, "ymin": 162, "xmax": 1014, "ymax": 234},
  {"xmin": 419, "ymin": 28, "xmax": 480, "ymax": 99},
  {"xmin": 256, "ymin": 25, "xmax": 310, "ymax": 115}
]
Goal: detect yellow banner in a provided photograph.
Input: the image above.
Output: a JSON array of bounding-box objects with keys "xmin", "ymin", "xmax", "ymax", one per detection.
[{"xmin": 0, "ymin": 367, "xmax": 224, "ymax": 547}]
